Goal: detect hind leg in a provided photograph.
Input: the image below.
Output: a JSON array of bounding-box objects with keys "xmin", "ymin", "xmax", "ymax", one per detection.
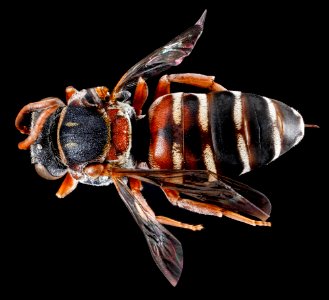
[
  {"xmin": 162, "ymin": 188, "xmax": 271, "ymax": 227},
  {"xmin": 132, "ymin": 77, "xmax": 149, "ymax": 117},
  {"xmin": 155, "ymin": 73, "xmax": 227, "ymax": 99}
]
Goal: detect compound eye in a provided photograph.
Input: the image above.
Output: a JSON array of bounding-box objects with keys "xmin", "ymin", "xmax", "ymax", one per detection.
[{"xmin": 35, "ymin": 163, "xmax": 65, "ymax": 180}]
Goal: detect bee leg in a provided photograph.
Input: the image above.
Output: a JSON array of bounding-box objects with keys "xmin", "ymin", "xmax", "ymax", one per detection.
[
  {"xmin": 15, "ymin": 98, "xmax": 65, "ymax": 134},
  {"xmin": 154, "ymin": 75, "xmax": 171, "ymax": 99},
  {"xmin": 133, "ymin": 77, "xmax": 149, "ymax": 117},
  {"xmin": 162, "ymin": 188, "xmax": 271, "ymax": 227},
  {"xmin": 65, "ymin": 86, "xmax": 78, "ymax": 102},
  {"xmin": 129, "ymin": 177, "xmax": 156, "ymax": 218},
  {"xmin": 56, "ymin": 173, "xmax": 78, "ymax": 198},
  {"xmin": 154, "ymin": 73, "xmax": 226, "ymax": 99},
  {"xmin": 156, "ymin": 216, "xmax": 203, "ymax": 231},
  {"xmin": 15, "ymin": 98, "xmax": 65, "ymax": 150},
  {"xmin": 83, "ymin": 163, "xmax": 105, "ymax": 178},
  {"xmin": 129, "ymin": 178, "xmax": 203, "ymax": 231},
  {"xmin": 95, "ymin": 86, "xmax": 109, "ymax": 101},
  {"xmin": 66, "ymin": 86, "xmax": 111, "ymax": 106}
]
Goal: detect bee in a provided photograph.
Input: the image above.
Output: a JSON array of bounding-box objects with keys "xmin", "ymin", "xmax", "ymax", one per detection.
[{"xmin": 15, "ymin": 10, "xmax": 318, "ymax": 286}]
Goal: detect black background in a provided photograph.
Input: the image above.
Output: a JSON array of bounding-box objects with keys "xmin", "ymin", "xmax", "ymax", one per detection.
[{"xmin": 2, "ymin": 4, "xmax": 326, "ymax": 298}]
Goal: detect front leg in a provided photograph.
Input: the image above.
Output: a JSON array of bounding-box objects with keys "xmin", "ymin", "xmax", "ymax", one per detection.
[
  {"xmin": 56, "ymin": 173, "xmax": 78, "ymax": 198},
  {"xmin": 155, "ymin": 73, "xmax": 227, "ymax": 99},
  {"xmin": 55, "ymin": 164, "xmax": 108, "ymax": 198},
  {"xmin": 15, "ymin": 97, "xmax": 65, "ymax": 150}
]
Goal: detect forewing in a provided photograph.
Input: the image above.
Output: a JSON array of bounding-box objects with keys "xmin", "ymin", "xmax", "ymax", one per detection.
[
  {"xmin": 112, "ymin": 177, "xmax": 183, "ymax": 286},
  {"xmin": 112, "ymin": 10, "xmax": 207, "ymax": 96},
  {"xmin": 112, "ymin": 169, "xmax": 271, "ymax": 221}
]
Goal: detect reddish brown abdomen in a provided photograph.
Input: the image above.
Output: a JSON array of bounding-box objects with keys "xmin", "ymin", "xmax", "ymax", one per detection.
[{"xmin": 148, "ymin": 91, "xmax": 304, "ymax": 176}]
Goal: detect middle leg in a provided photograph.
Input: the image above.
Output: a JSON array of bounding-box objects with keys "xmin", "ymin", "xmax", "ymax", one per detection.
[{"xmin": 129, "ymin": 178, "xmax": 204, "ymax": 231}]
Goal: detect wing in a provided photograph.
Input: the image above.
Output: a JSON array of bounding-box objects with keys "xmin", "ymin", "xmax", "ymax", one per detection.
[
  {"xmin": 112, "ymin": 177, "xmax": 183, "ymax": 286},
  {"xmin": 112, "ymin": 169, "xmax": 271, "ymax": 221},
  {"xmin": 111, "ymin": 10, "xmax": 207, "ymax": 98}
]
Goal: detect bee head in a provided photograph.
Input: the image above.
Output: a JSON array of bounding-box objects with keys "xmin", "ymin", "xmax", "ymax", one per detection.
[
  {"xmin": 16, "ymin": 98, "xmax": 67, "ymax": 180},
  {"xmin": 30, "ymin": 108, "xmax": 68, "ymax": 180}
]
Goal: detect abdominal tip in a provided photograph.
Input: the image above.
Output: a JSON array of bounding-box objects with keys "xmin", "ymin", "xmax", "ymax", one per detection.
[{"xmin": 305, "ymin": 124, "xmax": 320, "ymax": 128}]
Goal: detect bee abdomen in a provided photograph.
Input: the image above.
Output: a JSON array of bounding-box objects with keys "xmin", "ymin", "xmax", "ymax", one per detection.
[{"xmin": 148, "ymin": 91, "xmax": 304, "ymax": 176}]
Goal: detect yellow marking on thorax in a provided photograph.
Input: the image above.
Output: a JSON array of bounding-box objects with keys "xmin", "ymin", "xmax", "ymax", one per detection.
[
  {"xmin": 65, "ymin": 142, "xmax": 78, "ymax": 149},
  {"xmin": 65, "ymin": 122, "xmax": 80, "ymax": 127}
]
